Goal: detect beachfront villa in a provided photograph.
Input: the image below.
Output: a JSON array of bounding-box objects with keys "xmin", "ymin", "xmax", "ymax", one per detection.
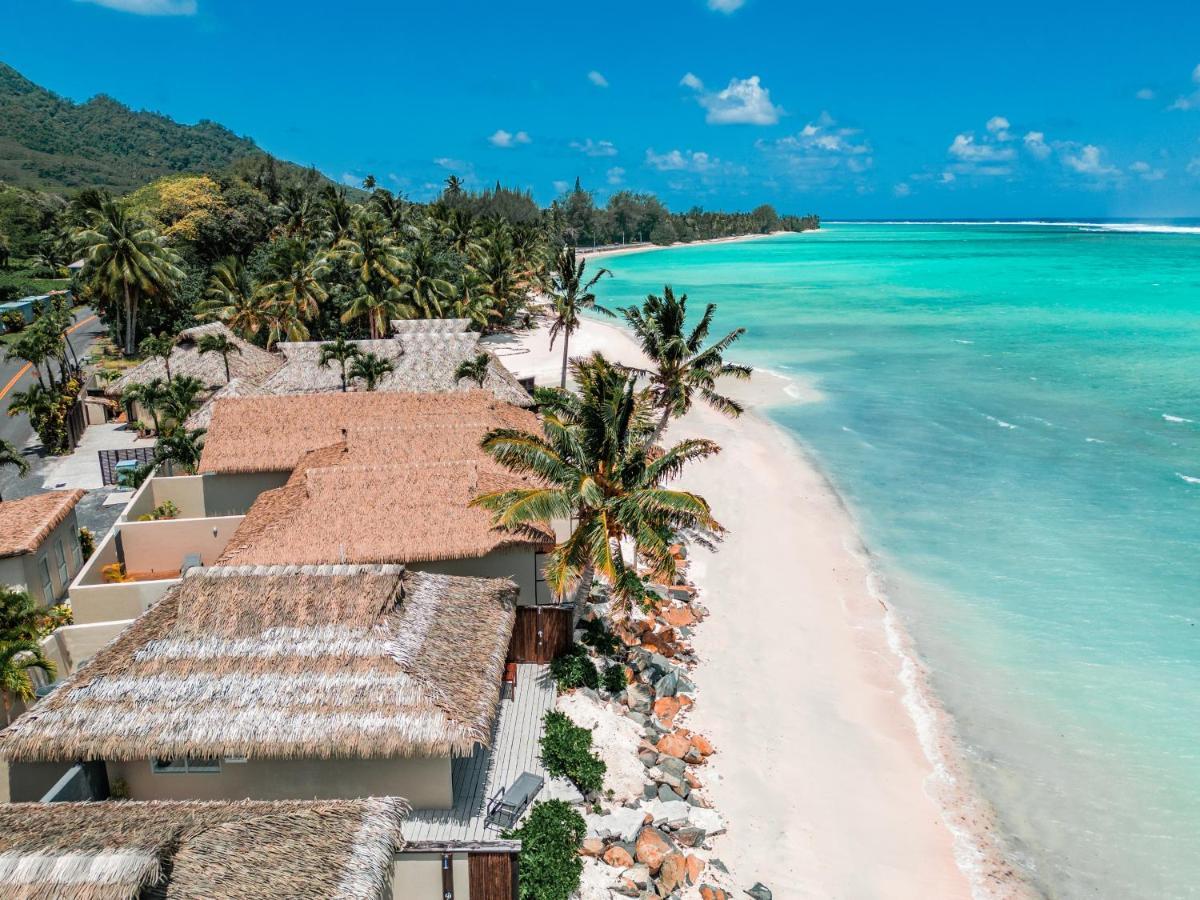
[
  {"xmin": 1, "ymin": 565, "xmax": 537, "ymax": 897},
  {"xmin": 67, "ymin": 391, "xmax": 567, "ymax": 632},
  {"xmin": 0, "ymin": 490, "xmax": 85, "ymax": 607}
]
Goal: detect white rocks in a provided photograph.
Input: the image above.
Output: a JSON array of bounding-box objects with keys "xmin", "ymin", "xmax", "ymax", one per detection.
[
  {"xmin": 687, "ymin": 806, "xmax": 727, "ymax": 836},
  {"xmin": 642, "ymin": 798, "xmax": 692, "ymax": 828},
  {"xmin": 558, "ymin": 690, "xmax": 646, "ymax": 804},
  {"xmin": 543, "ymin": 775, "xmax": 585, "ymax": 806},
  {"xmin": 586, "ymin": 806, "xmax": 647, "ymax": 843}
]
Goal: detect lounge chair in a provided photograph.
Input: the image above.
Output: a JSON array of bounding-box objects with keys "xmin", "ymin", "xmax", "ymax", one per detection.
[{"xmin": 486, "ymin": 771, "xmax": 544, "ymax": 828}]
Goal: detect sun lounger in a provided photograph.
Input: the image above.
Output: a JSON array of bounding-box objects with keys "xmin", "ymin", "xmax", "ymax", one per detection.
[{"xmin": 486, "ymin": 771, "xmax": 544, "ymax": 828}]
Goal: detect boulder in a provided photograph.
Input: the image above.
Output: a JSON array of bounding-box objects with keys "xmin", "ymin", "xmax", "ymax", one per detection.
[
  {"xmin": 685, "ymin": 854, "xmax": 706, "ymax": 885},
  {"xmin": 609, "ymin": 876, "xmax": 639, "ymax": 897},
  {"xmin": 674, "ymin": 826, "xmax": 707, "ymax": 848},
  {"xmin": 662, "ymin": 606, "xmax": 697, "ymax": 628},
  {"xmin": 656, "ymin": 731, "xmax": 691, "ymax": 759},
  {"xmin": 700, "ymin": 887, "xmax": 732, "ymax": 900},
  {"xmin": 580, "ymin": 837, "xmax": 605, "ymax": 857},
  {"xmin": 642, "ymin": 798, "xmax": 692, "ymax": 828},
  {"xmin": 634, "ymin": 827, "xmax": 674, "ymax": 874},
  {"xmin": 589, "ymin": 806, "xmax": 648, "ymax": 843},
  {"xmin": 602, "ymin": 845, "xmax": 635, "ymax": 869},
  {"xmin": 657, "ymin": 784, "xmax": 685, "ymax": 803},
  {"xmin": 690, "ymin": 733, "xmax": 715, "ymax": 757},
  {"xmin": 543, "ymin": 775, "xmax": 585, "ymax": 805},
  {"xmin": 625, "ymin": 864, "xmax": 652, "ymax": 889},
  {"xmin": 745, "ymin": 883, "xmax": 773, "ymax": 900},
  {"xmin": 688, "ymin": 806, "xmax": 727, "ymax": 836},
  {"xmin": 654, "ymin": 671, "xmax": 679, "ymax": 699},
  {"xmin": 623, "ymin": 684, "xmax": 653, "ymax": 714},
  {"xmin": 653, "ymin": 696, "xmax": 682, "ymax": 724},
  {"xmin": 657, "ymin": 852, "xmax": 687, "ymax": 893}
]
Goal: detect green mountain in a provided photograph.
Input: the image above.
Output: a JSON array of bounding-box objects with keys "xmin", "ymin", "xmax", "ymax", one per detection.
[{"xmin": 0, "ymin": 62, "xmax": 274, "ymax": 193}]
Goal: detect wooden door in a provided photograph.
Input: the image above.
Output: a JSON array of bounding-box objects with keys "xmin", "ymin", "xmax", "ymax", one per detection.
[
  {"xmin": 507, "ymin": 606, "xmax": 573, "ymax": 663},
  {"xmin": 468, "ymin": 853, "xmax": 516, "ymax": 900}
]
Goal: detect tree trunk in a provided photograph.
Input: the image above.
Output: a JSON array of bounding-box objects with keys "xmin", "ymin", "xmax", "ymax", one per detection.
[
  {"xmin": 649, "ymin": 404, "xmax": 672, "ymax": 447},
  {"xmin": 123, "ymin": 280, "xmax": 136, "ymax": 355},
  {"xmin": 223, "ymin": 355, "xmax": 231, "ymax": 384},
  {"xmin": 340, "ymin": 363, "xmax": 348, "ymax": 392},
  {"xmin": 560, "ymin": 330, "xmax": 571, "ymax": 389}
]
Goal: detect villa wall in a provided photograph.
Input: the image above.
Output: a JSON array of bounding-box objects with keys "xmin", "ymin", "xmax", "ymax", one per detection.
[
  {"xmin": 123, "ymin": 475, "xmax": 207, "ymax": 521},
  {"xmin": 202, "ymin": 471, "xmax": 289, "ymax": 517},
  {"xmin": 2, "ymin": 513, "xmax": 83, "ymax": 607},
  {"xmin": 107, "ymin": 756, "xmax": 453, "ymax": 806},
  {"xmin": 40, "ymin": 619, "xmax": 132, "ymax": 674},
  {"xmin": 0, "ymin": 761, "xmax": 75, "ymax": 803},
  {"xmin": 393, "ymin": 853, "xmax": 471, "ymax": 900},
  {"xmin": 410, "ymin": 547, "xmax": 552, "ymax": 606}
]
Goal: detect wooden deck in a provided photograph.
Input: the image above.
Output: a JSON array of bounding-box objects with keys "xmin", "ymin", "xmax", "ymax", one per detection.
[{"xmin": 404, "ymin": 664, "xmax": 556, "ymax": 843}]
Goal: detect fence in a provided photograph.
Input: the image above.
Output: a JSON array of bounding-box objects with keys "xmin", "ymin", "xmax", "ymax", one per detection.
[
  {"xmin": 98, "ymin": 447, "xmax": 156, "ymax": 486},
  {"xmin": 507, "ymin": 606, "xmax": 573, "ymax": 663}
]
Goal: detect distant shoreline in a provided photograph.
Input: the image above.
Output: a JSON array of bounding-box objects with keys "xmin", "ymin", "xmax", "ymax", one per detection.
[{"xmin": 579, "ymin": 229, "xmax": 799, "ymax": 261}]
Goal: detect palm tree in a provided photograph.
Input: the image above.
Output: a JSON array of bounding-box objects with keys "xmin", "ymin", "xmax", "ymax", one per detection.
[
  {"xmin": 548, "ymin": 245, "xmax": 613, "ymax": 388},
  {"xmin": 318, "ymin": 337, "xmax": 362, "ymax": 392},
  {"xmin": 347, "ymin": 352, "xmax": 395, "ymax": 392},
  {"xmin": 258, "ymin": 245, "xmax": 329, "ymax": 324},
  {"xmin": 454, "ymin": 352, "xmax": 491, "ymax": 388},
  {"xmin": 0, "ymin": 231, "xmax": 10, "ymax": 270},
  {"xmin": 153, "ymin": 427, "xmax": 206, "ymax": 475},
  {"xmin": 5, "ymin": 330, "xmax": 55, "ymax": 391},
  {"xmin": 0, "ymin": 586, "xmax": 55, "ymax": 724},
  {"xmin": 199, "ymin": 257, "xmax": 265, "ymax": 340},
  {"xmin": 336, "ymin": 209, "xmax": 405, "ymax": 338},
  {"xmin": 139, "ymin": 333, "xmax": 177, "ymax": 382},
  {"xmin": 472, "ymin": 353, "xmax": 721, "ymax": 619},
  {"xmin": 161, "ymin": 375, "xmax": 205, "ymax": 427},
  {"xmin": 122, "ymin": 377, "xmax": 170, "ymax": 435},
  {"xmin": 622, "ymin": 286, "xmax": 752, "ymax": 444},
  {"xmin": 270, "ymin": 185, "xmax": 315, "ymax": 239},
  {"xmin": 397, "ymin": 239, "xmax": 456, "ymax": 319},
  {"xmin": 466, "ymin": 229, "xmax": 534, "ymax": 331},
  {"xmin": 75, "ymin": 199, "xmax": 183, "ymax": 354},
  {"xmin": 6, "ymin": 383, "xmax": 55, "ymax": 426},
  {"xmin": 0, "ymin": 439, "xmax": 30, "ymax": 499},
  {"xmin": 263, "ymin": 304, "xmax": 310, "ymax": 349},
  {"xmin": 197, "ymin": 331, "xmax": 242, "ymax": 384}
]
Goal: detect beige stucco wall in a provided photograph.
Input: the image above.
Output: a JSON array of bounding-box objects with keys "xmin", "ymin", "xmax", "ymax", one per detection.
[
  {"xmin": 108, "ymin": 756, "xmax": 453, "ymax": 806},
  {"xmin": 410, "ymin": 546, "xmax": 549, "ymax": 605},
  {"xmin": 202, "ymin": 471, "xmax": 289, "ymax": 517},
  {"xmin": 0, "ymin": 556, "xmax": 26, "ymax": 594},
  {"xmin": 392, "ymin": 853, "xmax": 470, "ymax": 900},
  {"xmin": 124, "ymin": 475, "xmax": 207, "ymax": 521},
  {"xmin": 70, "ymin": 580, "xmax": 174, "ymax": 625},
  {"xmin": 114, "ymin": 515, "xmax": 243, "ymax": 576},
  {"xmin": 5, "ymin": 512, "xmax": 83, "ymax": 607},
  {"xmin": 41, "ymin": 619, "xmax": 133, "ymax": 673}
]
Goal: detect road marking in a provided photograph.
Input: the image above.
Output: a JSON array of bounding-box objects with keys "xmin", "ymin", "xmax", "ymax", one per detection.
[{"xmin": 0, "ymin": 314, "xmax": 99, "ymax": 403}]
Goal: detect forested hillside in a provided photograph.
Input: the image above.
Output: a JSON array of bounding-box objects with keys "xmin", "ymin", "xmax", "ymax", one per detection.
[{"xmin": 0, "ymin": 62, "xmax": 265, "ymax": 192}]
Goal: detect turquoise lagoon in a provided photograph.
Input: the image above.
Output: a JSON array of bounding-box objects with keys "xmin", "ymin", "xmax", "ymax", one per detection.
[{"xmin": 593, "ymin": 224, "xmax": 1200, "ymax": 899}]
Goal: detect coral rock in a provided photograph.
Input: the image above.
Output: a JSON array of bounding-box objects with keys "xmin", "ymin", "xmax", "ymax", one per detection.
[
  {"xmin": 635, "ymin": 827, "xmax": 674, "ymax": 874},
  {"xmin": 691, "ymin": 733, "xmax": 715, "ymax": 756},
  {"xmin": 580, "ymin": 837, "xmax": 605, "ymax": 857},
  {"xmin": 685, "ymin": 854, "xmax": 706, "ymax": 885},
  {"xmin": 656, "ymin": 731, "xmax": 692, "ymax": 759},
  {"xmin": 603, "ymin": 845, "xmax": 635, "ymax": 869},
  {"xmin": 657, "ymin": 852, "xmax": 687, "ymax": 893}
]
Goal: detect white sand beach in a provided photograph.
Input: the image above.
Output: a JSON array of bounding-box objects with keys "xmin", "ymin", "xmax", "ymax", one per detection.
[{"xmin": 496, "ymin": 314, "xmax": 993, "ymax": 900}]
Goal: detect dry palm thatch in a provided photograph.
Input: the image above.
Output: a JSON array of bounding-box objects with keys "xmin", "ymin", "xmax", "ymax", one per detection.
[
  {"xmin": 0, "ymin": 796, "xmax": 407, "ymax": 900},
  {"xmin": 197, "ymin": 391, "xmax": 539, "ymax": 475},
  {"xmin": 181, "ymin": 377, "xmax": 270, "ymax": 431},
  {"xmin": 258, "ymin": 334, "xmax": 531, "ymax": 405},
  {"xmin": 0, "ymin": 490, "xmax": 84, "ymax": 558},
  {"xmin": 388, "ymin": 318, "xmax": 472, "ymax": 335},
  {"xmin": 107, "ymin": 324, "xmax": 282, "ymax": 398},
  {"xmin": 0, "ymin": 566, "xmax": 517, "ymax": 763}
]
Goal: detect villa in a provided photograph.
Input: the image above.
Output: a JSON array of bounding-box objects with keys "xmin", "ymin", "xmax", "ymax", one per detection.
[{"xmin": 0, "ymin": 490, "xmax": 85, "ymax": 607}]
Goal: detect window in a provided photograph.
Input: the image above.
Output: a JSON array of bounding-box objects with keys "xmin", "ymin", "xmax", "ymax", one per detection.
[
  {"xmin": 38, "ymin": 557, "xmax": 53, "ymax": 602},
  {"xmin": 70, "ymin": 534, "xmax": 82, "ymax": 568},
  {"xmin": 54, "ymin": 540, "xmax": 68, "ymax": 585},
  {"xmin": 151, "ymin": 757, "xmax": 222, "ymax": 774}
]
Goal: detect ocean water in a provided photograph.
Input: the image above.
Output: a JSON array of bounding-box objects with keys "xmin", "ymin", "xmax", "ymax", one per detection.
[{"xmin": 592, "ymin": 224, "xmax": 1200, "ymax": 900}]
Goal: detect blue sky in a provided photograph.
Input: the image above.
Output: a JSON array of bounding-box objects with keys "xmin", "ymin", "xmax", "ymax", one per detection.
[{"xmin": 5, "ymin": 0, "xmax": 1200, "ymax": 218}]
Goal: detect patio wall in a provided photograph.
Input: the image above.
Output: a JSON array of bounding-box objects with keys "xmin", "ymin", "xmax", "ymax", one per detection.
[{"xmin": 123, "ymin": 474, "xmax": 207, "ymax": 521}]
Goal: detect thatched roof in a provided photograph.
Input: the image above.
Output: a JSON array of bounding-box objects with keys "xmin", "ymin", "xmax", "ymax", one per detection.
[
  {"xmin": 0, "ymin": 490, "xmax": 85, "ymax": 558},
  {"xmin": 0, "ymin": 566, "xmax": 517, "ymax": 763},
  {"xmin": 0, "ymin": 797, "xmax": 406, "ymax": 900},
  {"xmin": 197, "ymin": 391, "xmax": 538, "ymax": 475},
  {"xmin": 389, "ymin": 318, "xmax": 472, "ymax": 334},
  {"xmin": 182, "ymin": 377, "xmax": 270, "ymax": 431},
  {"xmin": 106, "ymin": 324, "xmax": 282, "ymax": 398},
  {"xmin": 258, "ymin": 333, "xmax": 532, "ymax": 406},
  {"xmin": 215, "ymin": 460, "xmax": 552, "ymax": 567}
]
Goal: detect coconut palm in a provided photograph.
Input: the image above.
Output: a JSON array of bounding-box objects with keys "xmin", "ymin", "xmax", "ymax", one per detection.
[
  {"xmin": 6, "ymin": 383, "xmax": 55, "ymax": 425},
  {"xmin": 466, "ymin": 229, "xmax": 534, "ymax": 330},
  {"xmin": 263, "ymin": 304, "xmax": 310, "ymax": 349},
  {"xmin": 318, "ymin": 337, "xmax": 362, "ymax": 392},
  {"xmin": 622, "ymin": 286, "xmax": 752, "ymax": 445},
  {"xmin": 75, "ymin": 199, "xmax": 183, "ymax": 354},
  {"xmin": 160, "ymin": 375, "xmax": 205, "ymax": 427},
  {"xmin": 336, "ymin": 210, "xmax": 405, "ymax": 338},
  {"xmin": 153, "ymin": 427, "xmax": 206, "ymax": 475},
  {"xmin": 199, "ymin": 258, "xmax": 265, "ymax": 340},
  {"xmin": 270, "ymin": 185, "xmax": 316, "ymax": 239},
  {"xmin": 122, "ymin": 376, "xmax": 170, "ymax": 435},
  {"xmin": 5, "ymin": 330, "xmax": 56, "ymax": 391},
  {"xmin": 347, "ymin": 352, "xmax": 395, "ymax": 392},
  {"xmin": 139, "ymin": 333, "xmax": 177, "ymax": 382},
  {"xmin": 397, "ymin": 239, "xmax": 456, "ymax": 319},
  {"xmin": 0, "ymin": 586, "xmax": 55, "ymax": 724},
  {"xmin": 548, "ymin": 246, "xmax": 613, "ymax": 388},
  {"xmin": 472, "ymin": 353, "xmax": 722, "ymax": 618},
  {"xmin": 258, "ymin": 246, "xmax": 329, "ymax": 324},
  {"xmin": 197, "ymin": 332, "xmax": 242, "ymax": 384},
  {"xmin": 454, "ymin": 352, "xmax": 490, "ymax": 388}
]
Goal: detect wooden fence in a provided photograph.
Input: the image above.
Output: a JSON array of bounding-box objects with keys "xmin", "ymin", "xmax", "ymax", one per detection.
[{"xmin": 507, "ymin": 606, "xmax": 573, "ymax": 664}]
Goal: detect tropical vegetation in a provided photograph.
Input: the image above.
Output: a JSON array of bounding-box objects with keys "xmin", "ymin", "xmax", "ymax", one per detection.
[
  {"xmin": 0, "ymin": 586, "xmax": 56, "ymax": 724},
  {"xmin": 547, "ymin": 246, "xmax": 612, "ymax": 388},
  {"xmin": 505, "ymin": 800, "xmax": 587, "ymax": 900},
  {"xmin": 540, "ymin": 710, "xmax": 606, "ymax": 795}
]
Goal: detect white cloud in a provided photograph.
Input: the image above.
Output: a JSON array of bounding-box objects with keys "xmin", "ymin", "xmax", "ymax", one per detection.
[
  {"xmin": 1023, "ymin": 131, "xmax": 1051, "ymax": 160},
  {"xmin": 1129, "ymin": 160, "xmax": 1165, "ymax": 181},
  {"xmin": 607, "ymin": 167, "xmax": 626, "ymax": 185},
  {"xmin": 1136, "ymin": 88, "xmax": 1156, "ymax": 101},
  {"xmin": 587, "ymin": 70, "xmax": 609, "ymax": 88},
  {"xmin": 986, "ymin": 116, "xmax": 1012, "ymax": 140},
  {"xmin": 340, "ymin": 173, "xmax": 361, "ymax": 187},
  {"xmin": 434, "ymin": 157, "xmax": 468, "ymax": 170},
  {"xmin": 948, "ymin": 133, "xmax": 1016, "ymax": 163},
  {"xmin": 644, "ymin": 148, "xmax": 746, "ymax": 179},
  {"xmin": 707, "ymin": 0, "xmax": 746, "ymax": 10},
  {"xmin": 553, "ymin": 180, "xmax": 571, "ymax": 194},
  {"xmin": 893, "ymin": 182, "xmax": 912, "ymax": 198},
  {"xmin": 1062, "ymin": 144, "xmax": 1119, "ymax": 177},
  {"xmin": 756, "ymin": 114, "xmax": 874, "ymax": 189},
  {"xmin": 489, "ymin": 129, "xmax": 531, "ymax": 148},
  {"xmin": 571, "ymin": 139, "xmax": 618, "ymax": 157},
  {"xmin": 1168, "ymin": 63, "xmax": 1200, "ymax": 110},
  {"xmin": 684, "ymin": 74, "xmax": 783, "ymax": 125},
  {"xmin": 76, "ymin": 0, "xmax": 196, "ymax": 13}
]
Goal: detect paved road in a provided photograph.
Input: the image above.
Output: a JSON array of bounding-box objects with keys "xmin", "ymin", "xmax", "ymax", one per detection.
[{"xmin": 0, "ymin": 309, "xmax": 104, "ymax": 451}]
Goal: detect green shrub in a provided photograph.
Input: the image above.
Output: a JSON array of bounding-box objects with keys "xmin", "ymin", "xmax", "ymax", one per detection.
[
  {"xmin": 602, "ymin": 664, "xmax": 627, "ymax": 694},
  {"xmin": 504, "ymin": 800, "xmax": 586, "ymax": 900},
  {"xmin": 540, "ymin": 710, "xmax": 606, "ymax": 795},
  {"xmin": 578, "ymin": 617, "xmax": 620, "ymax": 655},
  {"xmin": 78, "ymin": 527, "xmax": 95, "ymax": 559},
  {"xmin": 549, "ymin": 643, "xmax": 599, "ymax": 691},
  {"xmin": 0, "ymin": 311, "xmax": 26, "ymax": 333}
]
